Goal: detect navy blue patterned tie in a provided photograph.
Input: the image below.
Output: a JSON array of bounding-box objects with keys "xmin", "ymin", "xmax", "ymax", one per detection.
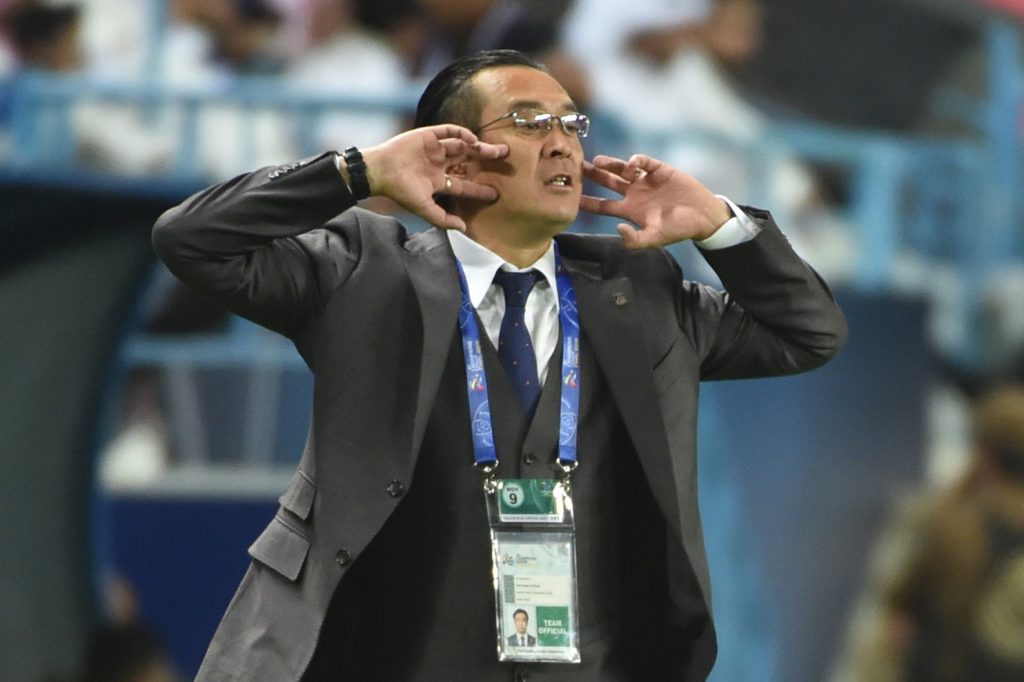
[{"xmin": 494, "ymin": 270, "xmax": 543, "ymax": 416}]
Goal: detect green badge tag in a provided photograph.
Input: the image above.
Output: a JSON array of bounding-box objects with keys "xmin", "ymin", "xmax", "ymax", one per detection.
[
  {"xmin": 535, "ymin": 606, "xmax": 571, "ymax": 647},
  {"xmin": 498, "ymin": 479, "xmax": 563, "ymax": 522}
]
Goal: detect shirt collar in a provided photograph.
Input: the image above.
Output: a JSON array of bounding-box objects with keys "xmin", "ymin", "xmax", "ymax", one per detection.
[{"xmin": 447, "ymin": 230, "xmax": 559, "ymax": 309}]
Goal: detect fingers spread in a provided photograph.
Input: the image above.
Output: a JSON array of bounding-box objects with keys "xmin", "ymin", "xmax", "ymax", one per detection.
[
  {"xmin": 438, "ymin": 139, "xmax": 507, "ymax": 163},
  {"xmin": 430, "ymin": 124, "xmax": 480, "ymax": 146},
  {"xmin": 591, "ymin": 155, "xmax": 629, "ymax": 178},
  {"xmin": 583, "ymin": 161, "xmax": 631, "ymax": 196},
  {"xmin": 579, "ymin": 193, "xmax": 626, "ymax": 219},
  {"xmin": 427, "ymin": 124, "xmax": 508, "ymax": 159},
  {"xmin": 626, "ymin": 153, "xmax": 670, "ymax": 182},
  {"xmin": 591, "ymin": 154, "xmax": 653, "ymax": 184},
  {"xmin": 439, "ymin": 138, "xmax": 468, "ymax": 158},
  {"xmin": 615, "ymin": 223, "xmax": 657, "ymax": 250},
  {"xmin": 594, "ymin": 153, "xmax": 667, "ymax": 183},
  {"xmin": 474, "ymin": 142, "xmax": 509, "ymax": 160},
  {"xmin": 578, "ymin": 194, "xmax": 600, "ymax": 214},
  {"xmin": 626, "ymin": 153, "xmax": 657, "ymax": 171},
  {"xmin": 615, "ymin": 223, "xmax": 640, "ymax": 247}
]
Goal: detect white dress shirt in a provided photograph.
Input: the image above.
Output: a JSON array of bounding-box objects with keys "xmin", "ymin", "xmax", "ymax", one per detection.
[
  {"xmin": 448, "ymin": 232, "xmax": 562, "ymax": 385},
  {"xmin": 446, "ymin": 197, "xmax": 759, "ymax": 387}
]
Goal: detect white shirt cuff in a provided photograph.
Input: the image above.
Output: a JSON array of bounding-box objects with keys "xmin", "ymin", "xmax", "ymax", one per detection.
[{"xmin": 694, "ymin": 195, "xmax": 762, "ymax": 250}]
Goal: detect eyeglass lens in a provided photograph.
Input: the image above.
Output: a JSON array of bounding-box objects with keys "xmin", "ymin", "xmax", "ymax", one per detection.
[{"xmin": 515, "ymin": 111, "xmax": 589, "ymax": 138}]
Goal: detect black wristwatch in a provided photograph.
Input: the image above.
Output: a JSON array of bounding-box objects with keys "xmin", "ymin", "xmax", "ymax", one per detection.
[{"xmin": 342, "ymin": 146, "xmax": 371, "ymax": 200}]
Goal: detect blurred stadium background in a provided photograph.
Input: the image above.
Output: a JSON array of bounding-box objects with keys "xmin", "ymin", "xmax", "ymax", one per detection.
[{"xmin": 2, "ymin": 0, "xmax": 1024, "ymax": 680}]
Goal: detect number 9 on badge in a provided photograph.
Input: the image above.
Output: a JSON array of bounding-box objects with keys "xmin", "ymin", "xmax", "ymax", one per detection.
[{"xmin": 501, "ymin": 482, "xmax": 524, "ymax": 509}]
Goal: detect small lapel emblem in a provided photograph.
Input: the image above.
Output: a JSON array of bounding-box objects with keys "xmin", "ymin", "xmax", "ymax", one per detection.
[{"xmin": 612, "ymin": 291, "xmax": 628, "ymax": 306}]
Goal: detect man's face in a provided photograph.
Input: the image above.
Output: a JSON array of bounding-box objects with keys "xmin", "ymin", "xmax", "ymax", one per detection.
[
  {"xmin": 459, "ymin": 66, "xmax": 585, "ymax": 244},
  {"xmin": 514, "ymin": 612, "xmax": 528, "ymax": 634}
]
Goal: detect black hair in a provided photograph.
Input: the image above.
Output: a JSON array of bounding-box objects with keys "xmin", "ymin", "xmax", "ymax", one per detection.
[
  {"xmin": 513, "ymin": 608, "xmax": 529, "ymax": 620},
  {"xmin": 4, "ymin": 5, "xmax": 79, "ymax": 54},
  {"xmin": 237, "ymin": 0, "xmax": 283, "ymax": 24},
  {"xmin": 414, "ymin": 49, "xmax": 548, "ymax": 131}
]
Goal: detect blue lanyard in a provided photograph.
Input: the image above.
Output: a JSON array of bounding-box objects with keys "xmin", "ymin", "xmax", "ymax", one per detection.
[{"xmin": 454, "ymin": 244, "xmax": 581, "ymax": 471}]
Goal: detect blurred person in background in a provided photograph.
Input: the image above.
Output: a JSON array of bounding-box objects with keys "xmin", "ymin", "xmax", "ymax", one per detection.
[
  {"xmin": 0, "ymin": 3, "xmax": 15, "ymax": 156},
  {"xmin": 350, "ymin": 0, "xmax": 426, "ymax": 74},
  {"xmin": 79, "ymin": 623, "xmax": 180, "ymax": 682},
  {"xmin": 1, "ymin": 0, "xmax": 79, "ymax": 71},
  {"xmin": 285, "ymin": 0, "xmax": 408, "ymax": 152},
  {"xmin": 166, "ymin": 0, "xmax": 287, "ymax": 77},
  {"xmin": 73, "ymin": 574, "xmax": 181, "ymax": 682},
  {"xmin": 412, "ymin": 0, "xmax": 589, "ymax": 107},
  {"xmin": 561, "ymin": 0, "xmax": 856, "ymax": 281},
  {"xmin": 0, "ymin": 3, "xmax": 15, "ymax": 74},
  {"xmin": 158, "ymin": 0, "xmax": 295, "ymax": 179},
  {"xmin": 0, "ymin": 0, "xmax": 175, "ymax": 172},
  {"xmin": 834, "ymin": 384, "xmax": 1024, "ymax": 682}
]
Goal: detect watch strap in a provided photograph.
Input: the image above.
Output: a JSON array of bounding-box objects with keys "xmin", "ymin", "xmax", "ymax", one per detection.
[{"xmin": 342, "ymin": 146, "xmax": 371, "ymax": 200}]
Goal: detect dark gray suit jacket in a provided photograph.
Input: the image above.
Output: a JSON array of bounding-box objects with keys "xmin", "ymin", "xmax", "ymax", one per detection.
[
  {"xmin": 508, "ymin": 634, "xmax": 537, "ymax": 647},
  {"xmin": 152, "ymin": 151, "xmax": 847, "ymax": 681}
]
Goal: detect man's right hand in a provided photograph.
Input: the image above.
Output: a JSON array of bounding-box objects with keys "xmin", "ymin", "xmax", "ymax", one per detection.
[{"xmin": 358, "ymin": 125, "xmax": 508, "ymax": 231}]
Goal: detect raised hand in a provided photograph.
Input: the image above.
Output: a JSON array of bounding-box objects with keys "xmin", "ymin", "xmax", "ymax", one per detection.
[
  {"xmin": 362, "ymin": 125, "xmax": 509, "ymax": 231},
  {"xmin": 580, "ymin": 154, "xmax": 733, "ymax": 248}
]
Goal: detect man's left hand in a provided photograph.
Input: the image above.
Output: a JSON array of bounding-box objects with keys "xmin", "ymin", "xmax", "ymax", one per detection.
[{"xmin": 580, "ymin": 154, "xmax": 732, "ymax": 248}]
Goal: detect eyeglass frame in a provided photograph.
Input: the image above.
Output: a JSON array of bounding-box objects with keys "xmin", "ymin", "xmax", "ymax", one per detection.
[{"xmin": 473, "ymin": 109, "xmax": 591, "ymax": 139}]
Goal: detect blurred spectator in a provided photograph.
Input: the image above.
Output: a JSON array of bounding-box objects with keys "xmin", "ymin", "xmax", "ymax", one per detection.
[
  {"xmin": 78, "ymin": 618, "xmax": 178, "ymax": 679},
  {"xmin": 352, "ymin": 0, "xmax": 425, "ymax": 74},
  {"xmin": 0, "ymin": 0, "xmax": 174, "ymax": 172},
  {"xmin": 414, "ymin": 0, "xmax": 556, "ymax": 73},
  {"xmin": 201, "ymin": 0, "xmax": 288, "ymax": 76},
  {"xmin": 412, "ymin": 0, "xmax": 589, "ymax": 106},
  {"xmin": 561, "ymin": 0, "xmax": 856, "ymax": 280},
  {"xmin": 285, "ymin": 0, "xmax": 408, "ymax": 151},
  {"xmin": 0, "ymin": 4, "xmax": 15, "ymax": 75},
  {"xmin": 0, "ymin": 1, "xmax": 33, "ymax": 154},
  {"xmin": 156, "ymin": 0, "xmax": 294, "ymax": 179},
  {"xmin": 833, "ymin": 385, "xmax": 1024, "ymax": 681},
  {"xmin": 162, "ymin": 0, "xmax": 291, "ymax": 78},
  {"xmin": 80, "ymin": 623, "xmax": 180, "ymax": 682},
  {"xmin": 70, "ymin": 574, "xmax": 182, "ymax": 682},
  {"xmin": 2, "ymin": 0, "xmax": 80, "ymax": 70},
  {"xmin": 100, "ymin": 366, "xmax": 171, "ymax": 490},
  {"xmin": 160, "ymin": 0, "xmax": 235, "ymax": 85}
]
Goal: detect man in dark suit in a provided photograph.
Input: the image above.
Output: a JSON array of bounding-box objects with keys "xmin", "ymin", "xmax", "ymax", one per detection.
[
  {"xmin": 508, "ymin": 609, "xmax": 537, "ymax": 648},
  {"xmin": 153, "ymin": 50, "xmax": 846, "ymax": 681}
]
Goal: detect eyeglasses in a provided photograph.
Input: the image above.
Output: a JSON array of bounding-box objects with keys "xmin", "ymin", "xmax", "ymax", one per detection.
[{"xmin": 475, "ymin": 109, "xmax": 591, "ymax": 139}]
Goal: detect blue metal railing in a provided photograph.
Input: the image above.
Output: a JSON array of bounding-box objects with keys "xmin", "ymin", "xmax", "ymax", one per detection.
[{"xmin": 1, "ymin": 72, "xmax": 995, "ymax": 281}]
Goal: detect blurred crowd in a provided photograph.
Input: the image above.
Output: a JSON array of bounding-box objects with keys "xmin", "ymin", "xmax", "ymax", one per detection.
[
  {"xmin": 0, "ymin": 0, "xmax": 838, "ymax": 244},
  {"xmin": 0, "ymin": 0, "xmax": 867, "ymax": 294}
]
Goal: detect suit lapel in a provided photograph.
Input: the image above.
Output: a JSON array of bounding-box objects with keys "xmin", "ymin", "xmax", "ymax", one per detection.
[
  {"xmin": 400, "ymin": 230, "xmax": 682, "ymax": 533},
  {"xmin": 560, "ymin": 252, "xmax": 683, "ymax": 534},
  {"xmin": 402, "ymin": 228, "xmax": 461, "ymax": 458}
]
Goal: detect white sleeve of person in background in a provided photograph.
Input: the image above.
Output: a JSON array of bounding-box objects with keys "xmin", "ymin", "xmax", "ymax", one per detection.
[{"xmin": 561, "ymin": 0, "xmax": 713, "ymax": 57}]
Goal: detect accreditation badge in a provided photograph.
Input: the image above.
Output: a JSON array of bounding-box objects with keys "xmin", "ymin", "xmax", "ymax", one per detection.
[{"xmin": 486, "ymin": 479, "xmax": 581, "ymax": 663}]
